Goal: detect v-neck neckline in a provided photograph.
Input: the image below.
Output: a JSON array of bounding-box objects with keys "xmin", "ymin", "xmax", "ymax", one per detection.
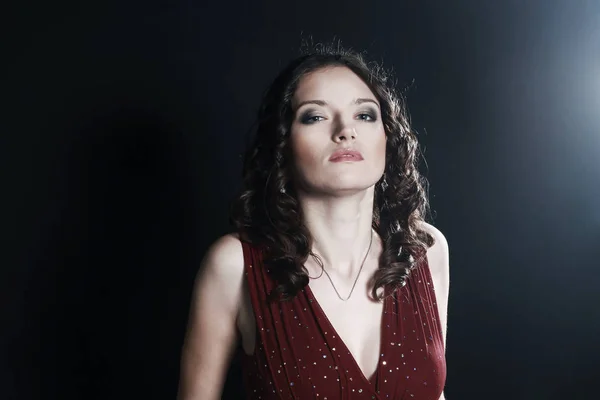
[{"xmin": 304, "ymin": 284, "xmax": 388, "ymax": 386}]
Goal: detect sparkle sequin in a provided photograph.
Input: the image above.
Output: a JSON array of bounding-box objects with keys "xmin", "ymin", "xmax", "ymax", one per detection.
[{"xmin": 241, "ymin": 242, "xmax": 446, "ymax": 399}]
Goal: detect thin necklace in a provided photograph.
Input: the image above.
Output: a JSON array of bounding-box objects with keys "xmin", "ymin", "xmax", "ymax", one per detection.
[{"xmin": 309, "ymin": 229, "xmax": 374, "ymax": 301}]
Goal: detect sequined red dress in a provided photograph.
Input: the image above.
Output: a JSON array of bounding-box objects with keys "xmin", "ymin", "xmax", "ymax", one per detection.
[{"xmin": 241, "ymin": 241, "xmax": 446, "ymax": 399}]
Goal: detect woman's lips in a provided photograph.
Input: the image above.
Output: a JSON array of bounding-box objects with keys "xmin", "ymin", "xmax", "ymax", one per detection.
[{"xmin": 329, "ymin": 149, "xmax": 364, "ymax": 162}]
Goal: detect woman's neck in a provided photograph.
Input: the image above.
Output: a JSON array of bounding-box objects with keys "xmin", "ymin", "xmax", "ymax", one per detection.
[{"xmin": 297, "ymin": 189, "xmax": 376, "ymax": 278}]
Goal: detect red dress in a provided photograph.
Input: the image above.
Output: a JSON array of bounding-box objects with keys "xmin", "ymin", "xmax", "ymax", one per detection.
[{"xmin": 241, "ymin": 241, "xmax": 446, "ymax": 399}]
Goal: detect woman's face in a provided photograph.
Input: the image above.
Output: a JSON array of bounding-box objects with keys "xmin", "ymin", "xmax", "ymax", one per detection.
[{"xmin": 289, "ymin": 66, "xmax": 387, "ymax": 196}]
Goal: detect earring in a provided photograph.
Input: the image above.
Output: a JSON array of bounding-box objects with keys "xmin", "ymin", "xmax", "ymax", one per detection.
[{"xmin": 280, "ymin": 187, "xmax": 286, "ymax": 194}]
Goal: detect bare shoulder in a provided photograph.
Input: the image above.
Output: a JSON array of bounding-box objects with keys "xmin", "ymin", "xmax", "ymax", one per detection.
[
  {"xmin": 419, "ymin": 221, "xmax": 449, "ymax": 277},
  {"xmin": 191, "ymin": 232, "xmax": 246, "ymax": 322},
  {"xmin": 419, "ymin": 221, "xmax": 450, "ymax": 347},
  {"xmin": 201, "ymin": 233, "xmax": 245, "ymax": 277},
  {"xmin": 178, "ymin": 233, "xmax": 246, "ymax": 399}
]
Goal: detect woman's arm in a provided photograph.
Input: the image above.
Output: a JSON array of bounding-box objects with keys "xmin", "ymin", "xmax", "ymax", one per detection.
[
  {"xmin": 177, "ymin": 234, "xmax": 245, "ymax": 400},
  {"xmin": 422, "ymin": 222, "xmax": 450, "ymax": 348},
  {"xmin": 422, "ymin": 222, "xmax": 450, "ymax": 400}
]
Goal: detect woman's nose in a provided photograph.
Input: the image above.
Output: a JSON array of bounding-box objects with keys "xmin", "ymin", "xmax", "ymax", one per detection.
[{"xmin": 334, "ymin": 124, "xmax": 357, "ymax": 141}]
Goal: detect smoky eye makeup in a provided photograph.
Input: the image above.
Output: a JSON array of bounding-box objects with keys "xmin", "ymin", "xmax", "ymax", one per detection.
[
  {"xmin": 298, "ymin": 108, "xmax": 324, "ymax": 124},
  {"xmin": 357, "ymin": 106, "xmax": 380, "ymax": 121},
  {"xmin": 295, "ymin": 104, "xmax": 380, "ymax": 124}
]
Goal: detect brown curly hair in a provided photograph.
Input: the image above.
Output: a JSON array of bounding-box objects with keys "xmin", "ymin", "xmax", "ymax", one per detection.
[{"xmin": 229, "ymin": 43, "xmax": 434, "ymax": 302}]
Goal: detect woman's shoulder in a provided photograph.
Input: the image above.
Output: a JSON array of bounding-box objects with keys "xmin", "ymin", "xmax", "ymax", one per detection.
[
  {"xmin": 210, "ymin": 232, "xmax": 243, "ymax": 252},
  {"xmin": 420, "ymin": 222, "xmax": 448, "ymax": 254},
  {"xmin": 418, "ymin": 221, "xmax": 450, "ymax": 282},
  {"xmin": 200, "ymin": 233, "xmax": 246, "ymax": 282}
]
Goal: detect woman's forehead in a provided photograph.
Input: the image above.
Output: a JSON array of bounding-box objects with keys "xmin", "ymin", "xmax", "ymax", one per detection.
[{"xmin": 292, "ymin": 67, "xmax": 377, "ymax": 109}]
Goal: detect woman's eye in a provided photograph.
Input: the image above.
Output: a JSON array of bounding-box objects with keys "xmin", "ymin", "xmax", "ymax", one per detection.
[
  {"xmin": 357, "ymin": 112, "xmax": 377, "ymax": 121},
  {"xmin": 301, "ymin": 115, "xmax": 325, "ymax": 124}
]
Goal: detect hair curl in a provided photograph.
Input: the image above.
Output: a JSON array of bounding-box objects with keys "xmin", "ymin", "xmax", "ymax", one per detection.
[{"xmin": 230, "ymin": 43, "xmax": 434, "ymax": 302}]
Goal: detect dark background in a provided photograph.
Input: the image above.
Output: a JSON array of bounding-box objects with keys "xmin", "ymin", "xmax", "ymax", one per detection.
[{"xmin": 3, "ymin": 0, "xmax": 599, "ymax": 399}]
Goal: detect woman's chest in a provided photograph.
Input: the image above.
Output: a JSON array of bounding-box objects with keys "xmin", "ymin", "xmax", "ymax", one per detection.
[
  {"xmin": 243, "ymin": 286, "xmax": 446, "ymax": 399},
  {"xmin": 306, "ymin": 281, "xmax": 385, "ymax": 380}
]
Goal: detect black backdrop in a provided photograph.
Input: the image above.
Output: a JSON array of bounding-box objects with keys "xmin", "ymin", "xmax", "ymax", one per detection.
[{"xmin": 3, "ymin": 1, "xmax": 600, "ymax": 399}]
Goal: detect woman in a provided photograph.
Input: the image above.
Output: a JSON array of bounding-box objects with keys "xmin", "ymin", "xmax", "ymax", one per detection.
[{"xmin": 178, "ymin": 44, "xmax": 450, "ymax": 399}]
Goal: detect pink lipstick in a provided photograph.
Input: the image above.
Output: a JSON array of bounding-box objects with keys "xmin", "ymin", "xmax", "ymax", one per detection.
[{"xmin": 329, "ymin": 149, "xmax": 364, "ymax": 162}]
